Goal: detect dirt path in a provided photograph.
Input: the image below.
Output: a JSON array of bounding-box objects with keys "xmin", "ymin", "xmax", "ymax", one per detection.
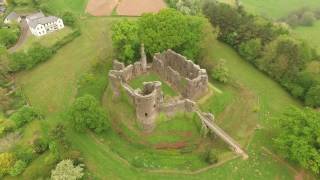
[
  {"xmin": 9, "ymin": 19, "xmax": 30, "ymax": 52},
  {"xmin": 86, "ymin": 0, "xmax": 119, "ymax": 16}
]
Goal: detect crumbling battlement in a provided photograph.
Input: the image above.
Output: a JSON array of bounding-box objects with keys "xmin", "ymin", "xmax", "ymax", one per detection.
[
  {"xmin": 153, "ymin": 50, "xmax": 208, "ymax": 99},
  {"xmin": 109, "ymin": 47, "xmax": 208, "ymax": 131}
]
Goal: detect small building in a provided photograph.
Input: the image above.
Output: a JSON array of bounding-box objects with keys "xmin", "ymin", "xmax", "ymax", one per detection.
[
  {"xmin": 4, "ymin": 12, "xmax": 21, "ymax": 24},
  {"xmin": 26, "ymin": 12, "xmax": 64, "ymax": 37}
]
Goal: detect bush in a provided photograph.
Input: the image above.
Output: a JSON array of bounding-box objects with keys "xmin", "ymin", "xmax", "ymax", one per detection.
[
  {"xmin": 0, "ymin": 26, "xmax": 20, "ymax": 48},
  {"xmin": 13, "ymin": 146, "xmax": 35, "ymax": 164},
  {"xmin": 10, "ymin": 106, "xmax": 42, "ymax": 128},
  {"xmin": 68, "ymin": 95, "xmax": 109, "ymax": 133},
  {"xmin": 205, "ymin": 149, "xmax": 218, "ymax": 164},
  {"xmin": 62, "ymin": 12, "xmax": 77, "ymax": 27},
  {"xmin": 51, "ymin": 160, "xmax": 84, "ymax": 180},
  {"xmin": 9, "ymin": 160, "xmax": 27, "ymax": 176},
  {"xmin": 32, "ymin": 138, "xmax": 49, "ymax": 154},
  {"xmin": 0, "ymin": 152, "xmax": 16, "ymax": 177},
  {"xmin": 211, "ymin": 59, "xmax": 229, "ymax": 83},
  {"xmin": 238, "ymin": 39, "xmax": 262, "ymax": 63},
  {"xmin": 305, "ymin": 84, "xmax": 320, "ymax": 107},
  {"xmin": 301, "ymin": 11, "xmax": 316, "ymax": 26}
]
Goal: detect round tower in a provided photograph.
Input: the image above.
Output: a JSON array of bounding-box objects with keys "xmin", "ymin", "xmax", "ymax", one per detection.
[{"xmin": 134, "ymin": 81, "xmax": 162, "ymax": 132}]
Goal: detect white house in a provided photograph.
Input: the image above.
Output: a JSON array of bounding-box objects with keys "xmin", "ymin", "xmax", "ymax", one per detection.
[
  {"xmin": 4, "ymin": 12, "xmax": 21, "ymax": 24},
  {"xmin": 26, "ymin": 12, "xmax": 64, "ymax": 36}
]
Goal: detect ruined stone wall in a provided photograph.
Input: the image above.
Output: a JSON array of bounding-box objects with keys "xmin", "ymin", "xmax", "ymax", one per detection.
[
  {"xmin": 153, "ymin": 50, "xmax": 208, "ymax": 100},
  {"xmin": 160, "ymin": 99, "xmax": 196, "ymax": 116}
]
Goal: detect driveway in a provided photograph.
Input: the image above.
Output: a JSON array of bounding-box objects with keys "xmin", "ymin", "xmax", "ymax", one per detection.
[{"xmin": 9, "ymin": 19, "xmax": 30, "ymax": 52}]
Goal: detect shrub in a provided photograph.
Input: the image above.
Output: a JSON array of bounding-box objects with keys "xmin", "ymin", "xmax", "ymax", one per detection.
[
  {"xmin": 205, "ymin": 149, "xmax": 218, "ymax": 164},
  {"xmin": 51, "ymin": 160, "xmax": 84, "ymax": 180},
  {"xmin": 32, "ymin": 138, "xmax": 49, "ymax": 154},
  {"xmin": 10, "ymin": 106, "xmax": 42, "ymax": 128},
  {"xmin": 68, "ymin": 95, "xmax": 109, "ymax": 133},
  {"xmin": 9, "ymin": 160, "xmax": 27, "ymax": 176},
  {"xmin": 238, "ymin": 39, "xmax": 262, "ymax": 63},
  {"xmin": 305, "ymin": 84, "xmax": 320, "ymax": 107},
  {"xmin": 211, "ymin": 59, "xmax": 229, "ymax": 83},
  {"xmin": 0, "ymin": 152, "xmax": 16, "ymax": 177},
  {"xmin": 62, "ymin": 12, "xmax": 77, "ymax": 27},
  {"xmin": 301, "ymin": 11, "xmax": 316, "ymax": 26},
  {"xmin": 13, "ymin": 146, "xmax": 35, "ymax": 164}
]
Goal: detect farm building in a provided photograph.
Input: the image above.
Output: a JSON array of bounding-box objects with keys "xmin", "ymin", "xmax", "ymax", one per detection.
[
  {"xmin": 4, "ymin": 12, "xmax": 21, "ymax": 24},
  {"xmin": 26, "ymin": 12, "xmax": 64, "ymax": 36}
]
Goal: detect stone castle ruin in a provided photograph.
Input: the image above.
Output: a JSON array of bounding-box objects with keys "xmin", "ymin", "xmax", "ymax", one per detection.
[{"xmin": 109, "ymin": 45, "xmax": 248, "ymax": 159}]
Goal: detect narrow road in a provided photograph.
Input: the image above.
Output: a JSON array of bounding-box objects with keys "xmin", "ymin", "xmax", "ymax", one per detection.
[{"xmin": 9, "ymin": 19, "xmax": 30, "ymax": 52}]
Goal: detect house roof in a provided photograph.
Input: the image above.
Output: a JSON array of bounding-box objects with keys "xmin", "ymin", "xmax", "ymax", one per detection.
[
  {"xmin": 26, "ymin": 12, "xmax": 45, "ymax": 21},
  {"xmin": 6, "ymin": 12, "xmax": 19, "ymax": 20},
  {"xmin": 28, "ymin": 16, "xmax": 59, "ymax": 28}
]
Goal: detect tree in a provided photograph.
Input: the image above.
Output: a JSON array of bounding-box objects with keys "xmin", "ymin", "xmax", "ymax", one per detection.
[
  {"xmin": 0, "ymin": 152, "xmax": 16, "ymax": 177},
  {"xmin": 10, "ymin": 106, "xmax": 42, "ymax": 128},
  {"xmin": 32, "ymin": 137, "xmax": 49, "ymax": 154},
  {"xmin": 138, "ymin": 9, "xmax": 206, "ymax": 59},
  {"xmin": 176, "ymin": 0, "xmax": 201, "ymax": 15},
  {"xmin": 51, "ymin": 160, "xmax": 84, "ymax": 180},
  {"xmin": 112, "ymin": 19, "xmax": 140, "ymax": 64},
  {"xmin": 274, "ymin": 107, "xmax": 320, "ymax": 174},
  {"xmin": 0, "ymin": 27, "xmax": 20, "ymax": 48},
  {"xmin": 9, "ymin": 160, "xmax": 27, "ymax": 176},
  {"xmin": 301, "ymin": 11, "xmax": 316, "ymax": 26},
  {"xmin": 238, "ymin": 38, "xmax": 262, "ymax": 63},
  {"xmin": 62, "ymin": 12, "xmax": 77, "ymax": 27},
  {"xmin": 211, "ymin": 59, "xmax": 229, "ymax": 83},
  {"xmin": 305, "ymin": 84, "xmax": 320, "ymax": 107},
  {"xmin": 68, "ymin": 95, "xmax": 109, "ymax": 133},
  {"xmin": 205, "ymin": 149, "xmax": 218, "ymax": 164}
]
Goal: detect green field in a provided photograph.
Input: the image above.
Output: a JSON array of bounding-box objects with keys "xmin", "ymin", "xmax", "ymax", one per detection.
[
  {"xmin": 4, "ymin": 0, "xmax": 310, "ymax": 178},
  {"xmin": 293, "ymin": 20, "xmax": 320, "ymax": 53},
  {"xmin": 129, "ymin": 73, "xmax": 178, "ymax": 98},
  {"xmin": 219, "ymin": 0, "xmax": 320, "ymax": 19},
  {"xmin": 17, "ymin": 27, "xmax": 73, "ymax": 51},
  {"xmin": 42, "ymin": 0, "xmax": 89, "ymax": 15}
]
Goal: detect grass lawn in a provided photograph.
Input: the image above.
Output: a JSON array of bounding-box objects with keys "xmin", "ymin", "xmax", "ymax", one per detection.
[
  {"xmin": 10, "ymin": 15, "xmax": 306, "ymax": 179},
  {"xmin": 41, "ymin": 0, "xmax": 89, "ymax": 15},
  {"xmin": 129, "ymin": 73, "xmax": 178, "ymax": 97},
  {"xmin": 17, "ymin": 27, "xmax": 74, "ymax": 51},
  {"xmin": 293, "ymin": 20, "xmax": 320, "ymax": 53},
  {"xmin": 15, "ymin": 17, "xmax": 114, "ymax": 115},
  {"xmin": 219, "ymin": 0, "xmax": 320, "ymax": 19}
]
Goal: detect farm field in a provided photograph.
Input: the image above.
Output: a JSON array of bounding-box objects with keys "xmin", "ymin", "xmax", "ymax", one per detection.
[
  {"xmin": 116, "ymin": 0, "xmax": 166, "ymax": 16},
  {"xmin": 86, "ymin": 0, "xmax": 118, "ymax": 16},
  {"xmin": 219, "ymin": 0, "xmax": 320, "ymax": 19},
  {"xmin": 293, "ymin": 20, "xmax": 320, "ymax": 53},
  {"xmin": 41, "ymin": 0, "xmax": 89, "ymax": 15}
]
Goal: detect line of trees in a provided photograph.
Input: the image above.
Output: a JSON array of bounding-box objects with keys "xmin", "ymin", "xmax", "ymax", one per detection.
[{"xmin": 202, "ymin": 0, "xmax": 320, "ymax": 107}]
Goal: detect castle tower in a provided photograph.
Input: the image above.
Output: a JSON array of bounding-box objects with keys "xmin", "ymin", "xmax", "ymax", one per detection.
[
  {"xmin": 140, "ymin": 44, "xmax": 147, "ymax": 71},
  {"xmin": 134, "ymin": 81, "xmax": 162, "ymax": 132}
]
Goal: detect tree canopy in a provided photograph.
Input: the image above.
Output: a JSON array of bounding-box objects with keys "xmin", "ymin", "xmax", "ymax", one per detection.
[
  {"xmin": 274, "ymin": 107, "xmax": 320, "ymax": 174},
  {"xmin": 112, "ymin": 9, "xmax": 208, "ymax": 63}
]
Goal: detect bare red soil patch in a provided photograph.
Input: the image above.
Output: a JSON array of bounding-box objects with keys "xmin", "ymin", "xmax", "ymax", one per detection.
[
  {"xmin": 116, "ymin": 0, "xmax": 167, "ymax": 16},
  {"xmin": 154, "ymin": 142, "xmax": 187, "ymax": 149},
  {"xmin": 86, "ymin": 0, "xmax": 119, "ymax": 16}
]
